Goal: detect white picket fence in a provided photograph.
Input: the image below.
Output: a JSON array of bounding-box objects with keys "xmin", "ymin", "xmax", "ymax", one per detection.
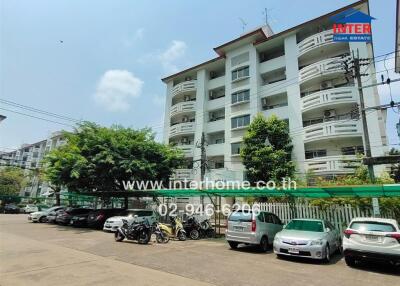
[{"xmin": 256, "ymin": 202, "xmax": 395, "ymax": 233}]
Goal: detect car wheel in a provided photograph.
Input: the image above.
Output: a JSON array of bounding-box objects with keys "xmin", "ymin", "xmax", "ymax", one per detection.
[
  {"xmin": 228, "ymin": 241, "xmax": 238, "ymax": 249},
  {"xmin": 276, "ymin": 254, "xmax": 285, "ymax": 259},
  {"xmin": 324, "ymin": 245, "xmax": 331, "ymax": 263},
  {"xmin": 114, "ymin": 231, "xmax": 124, "ymax": 242},
  {"xmin": 138, "ymin": 231, "xmax": 150, "ymax": 244},
  {"xmin": 177, "ymin": 230, "xmax": 186, "ymax": 241},
  {"xmin": 345, "ymin": 256, "xmax": 356, "ymax": 267},
  {"xmin": 39, "ymin": 216, "xmax": 47, "ymax": 223},
  {"xmin": 260, "ymin": 236, "xmax": 269, "ymax": 252}
]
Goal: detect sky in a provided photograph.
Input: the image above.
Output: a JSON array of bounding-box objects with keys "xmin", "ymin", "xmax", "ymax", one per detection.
[{"xmin": 0, "ymin": 0, "xmax": 399, "ymax": 151}]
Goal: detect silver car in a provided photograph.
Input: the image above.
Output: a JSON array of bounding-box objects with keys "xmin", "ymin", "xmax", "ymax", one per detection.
[
  {"xmin": 273, "ymin": 219, "xmax": 341, "ymax": 262},
  {"xmin": 226, "ymin": 210, "xmax": 283, "ymax": 252}
]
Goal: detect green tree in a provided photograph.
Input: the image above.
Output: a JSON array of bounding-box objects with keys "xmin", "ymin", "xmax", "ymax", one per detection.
[
  {"xmin": 240, "ymin": 113, "xmax": 295, "ymax": 184},
  {"xmin": 0, "ymin": 167, "xmax": 26, "ymax": 205},
  {"xmin": 43, "ymin": 122, "xmax": 184, "ymax": 199},
  {"xmin": 388, "ymin": 148, "xmax": 400, "ymax": 182}
]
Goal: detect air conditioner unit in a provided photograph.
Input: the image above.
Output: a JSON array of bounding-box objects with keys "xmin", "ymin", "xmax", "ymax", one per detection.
[
  {"xmin": 261, "ymin": 98, "xmax": 268, "ymax": 107},
  {"xmin": 324, "ymin": 109, "xmax": 336, "ymax": 118},
  {"xmin": 210, "ymin": 71, "xmax": 217, "ymax": 79},
  {"xmin": 181, "ymin": 137, "xmax": 188, "ymax": 144},
  {"xmin": 184, "ymin": 95, "xmax": 190, "ymax": 101},
  {"xmin": 185, "ymin": 76, "xmax": 192, "ymax": 81},
  {"xmin": 320, "ymin": 81, "xmax": 334, "ymax": 90}
]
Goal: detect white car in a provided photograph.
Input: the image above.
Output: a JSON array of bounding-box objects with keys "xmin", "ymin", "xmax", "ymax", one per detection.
[
  {"xmin": 103, "ymin": 209, "xmax": 158, "ymax": 232},
  {"xmin": 28, "ymin": 206, "xmax": 64, "ymax": 223},
  {"xmin": 343, "ymin": 217, "xmax": 400, "ymax": 266},
  {"xmin": 24, "ymin": 204, "xmax": 39, "ymax": 213}
]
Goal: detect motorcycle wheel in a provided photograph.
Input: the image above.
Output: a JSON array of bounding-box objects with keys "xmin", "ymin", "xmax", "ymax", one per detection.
[
  {"xmin": 178, "ymin": 230, "xmax": 187, "ymax": 241},
  {"xmin": 138, "ymin": 231, "xmax": 150, "ymax": 244},
  {"xmin": 156, "ymin": 230, "xmax": 170, "ymax": 243},
  {"xmin": 206, "ymin": 229, "xmax": 216, "ymax": 238},
  {"xmin": 190, "ymin": 229, "xmax": 200, "ymax": 240},
  {"xmin": 114, "ymin": 231, "xmax": 124, "ymax": 242}
]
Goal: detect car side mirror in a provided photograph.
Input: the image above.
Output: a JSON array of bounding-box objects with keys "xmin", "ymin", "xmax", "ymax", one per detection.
[{"xmin": 325, "ymin": 227, "xmax": 331, "ymax": 232}]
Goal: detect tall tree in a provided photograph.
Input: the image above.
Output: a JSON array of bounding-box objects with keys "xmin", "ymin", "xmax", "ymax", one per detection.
[
  {"xmin": 240, "ymin": 113, "xmax": 295, "ymax": 184},
  {"xmin": 43, "ymin": 122, "xmax": 184, "ymax": 196},
  {"xmin": 0, "ymin": 167, "xmax": 26, "ymax": 205}
]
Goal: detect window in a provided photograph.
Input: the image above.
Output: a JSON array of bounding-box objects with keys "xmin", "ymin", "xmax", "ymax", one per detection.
[
  {"xmin": 265, "ymin": 214, "xmax": 274, "ymax": 224},
  {"xmin": 231, "ymin": 89, "xmax": 250, "ymax": 104},
  {"xmin": 285, "ymin": 220, "xmax": 324, "ymax": 232},
  {"xmin": 257, "ymin": 212, "xmax": 265, "ymax": 222},
  {"xmin": 215, "ymin": 138, "xmax": 224, "ymax": 144},
  {"xmin": 341, "ymin": 146, "xmax": 364, "ymax": 155},
  {"xmin": 350, "ymin": 221, "xmax": 396, "ymax": 232},
  {"xmin": 231, "ymin": 115, "xmax": 250, "ymax": 129},
  {"xmin": 231, "ymin": 52, "xmax": 249, "ymax": 67},
  {"xmin": 272, "ymin": 215, "xmax": 282, "ymax": 225},
  {"xmin": 305, "ymin": 150, "xmax": 327, "ymax": 159},
  {"xmin": 232, "ymin": 66, "xmax": 249, "ymax": 81},
  {"xmin": 215, "ymin": 161, "xmax": 224, "ymax": 169},
  {"xmin": 231, "ymin": 142, "xmax": 242, "ymax": 155}
]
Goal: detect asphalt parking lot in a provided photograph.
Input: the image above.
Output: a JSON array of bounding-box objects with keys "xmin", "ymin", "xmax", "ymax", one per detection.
[{"xmin": 0, "ymin": 214, "xmax": 398, "ymax": 286}]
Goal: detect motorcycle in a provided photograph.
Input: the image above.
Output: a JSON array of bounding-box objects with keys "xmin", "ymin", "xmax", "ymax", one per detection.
[
  {"xmin": 200, "ymin": 218, "xmax": 216, "ymax": 238},
  {"xmin": 152, "ymin": 222, "xmax": 170, "ymax": 243},
  {"xmin": 158, "ymin": 216, "xmax": 187, "ymax": 241},
  {"xmin": 183, "ymin": 216, "xmax": 202, "ymax": 240},
  {"xmin": 114, "ymin": 216, "xmax": 151, "ymax": 244}
]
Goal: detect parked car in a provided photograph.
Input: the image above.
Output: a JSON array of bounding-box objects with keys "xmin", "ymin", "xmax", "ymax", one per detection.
[
  {"xmin": 70, "ymin": 212, "xmax": 92, "ymax": 227},
  {"xmin": 3, "ymin": 204, "xmax": 20, "ymax": 214},
  {"xmin": 24, "ymin": 204, "xmax": 39, "ymax": 214},
  {"xmin": 273, "ymin": 219, "xmax": 341, "ymax": 262},
  {"xmin": 343, "ymin": 217, "xmax": 400, "ymax": 266},
  {"xmin": 225, "ymin": 210, "xmax": 283, "ymax": 252},
  {"xmin": 47, "ymin": 208, "xmax": 65, "ymax": 223},
  {"xmin": 28, "ymin": 206, "xmax": 64, "ymax": 223},
  {"xmin": 103, "ymin": 209, "xmax": 158, "ymax": 232},
  {"xmin": 87, "ymin": 209, "xmax": 124, "ymax": 229},
  {"xmin": 56, "ymin": 207, "xmax": 93, "ymax": 225}
]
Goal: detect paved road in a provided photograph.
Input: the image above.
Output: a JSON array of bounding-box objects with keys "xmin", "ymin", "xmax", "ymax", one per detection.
[{"xmin": 0, "ymin": 215, "xmax": 398, "ymax": 286}]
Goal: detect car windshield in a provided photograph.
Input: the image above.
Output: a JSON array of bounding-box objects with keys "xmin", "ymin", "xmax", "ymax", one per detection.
[
  {"xmin": 228, "ymin": 210, "xmax": 253, "ymax": 222},
  {"xmin": 119, "ymin": 210, "xmax": 153, "ymax": 217},
  {"xmin": 285, "ymin": 220, "xmax": 324, "ymax": 232},
  {"xmin": 350, "ymin": 221, "xmax": 396, "ymax": 232}
]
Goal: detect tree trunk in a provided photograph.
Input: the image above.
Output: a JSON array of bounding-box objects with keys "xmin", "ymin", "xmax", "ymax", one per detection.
[{"xmin": 55, "ymin": 190, "xmax": 61, "ymax": 206}]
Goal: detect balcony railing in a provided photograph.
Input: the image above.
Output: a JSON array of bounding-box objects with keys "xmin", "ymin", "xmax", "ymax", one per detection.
[
  {"xmin": 298, "ymin": 29, "xmax": 334, "ymax": 57},
  {"xmin": 303, "ymin": 119, "xmax": 362, "ymax": 142},
  {"xmin": 170, "ymin": 101, "xmax": 196, "ymax": 117},
  {"xmin": 304, "ymin": 155, "xmax": 360, "ymax": 174},
  {"xmin": 169, "ymin": 122, "xmax": 196, "ymax": 137},
  {"xmin": 175, "ymin": 144, "xmax": 194, "ymax": 157},
  {"xmin": 299, "ymin": 57, "xmax": 345, "ymax": 83},
  {"xmin": 171, "ymin": 169, "xmax": 194, "ymax": 180},
  {"xmin": 301, "ymin": 86, "xmax": 357, "ymax": 111},
  {"xmin": 171, "ymin": 80, "xmax": 196, "ymax": 97}
]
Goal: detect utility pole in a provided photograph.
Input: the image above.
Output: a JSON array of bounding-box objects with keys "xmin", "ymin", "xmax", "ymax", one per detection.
[
  {"xmin": 195, "ymin": 132, "xmax": 208, "ymax": 209},
  {"xmin": 352, "ymin": 50, "xmax": 375, "ymax": 182}
]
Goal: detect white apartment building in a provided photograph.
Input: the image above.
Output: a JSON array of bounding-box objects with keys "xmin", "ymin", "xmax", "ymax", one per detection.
[
  {"xmin": 162, "ymin": 0, "xmax": 388, "ymax": 184},
  {"xmin": 0, "ymin": 131, "xmax": 66, "ymax": 197}
]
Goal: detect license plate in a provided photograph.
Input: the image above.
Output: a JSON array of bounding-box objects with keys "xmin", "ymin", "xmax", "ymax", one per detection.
[
  {"xmin": 234, "ymin": 226, "xmax": 244, "ymax": 232},
  {"xmin": 365, "ymin": 235, "xmax": 380, "ymax": 242},
  {"xmin": 105, "ymin": 224, "xmax": 111, "ymax": 228},
  {"xmin": 288, "ymin": 247, "xmax": 300, "ymax": 254}
]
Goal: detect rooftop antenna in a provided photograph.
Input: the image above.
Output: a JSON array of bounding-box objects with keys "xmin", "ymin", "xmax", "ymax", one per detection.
[
  {"xmin": 239, "ymin": 17, "xmax": 248, "ymax": 33},
  {"xmin": 264, "ymin": 8, "xmax": 269, "ymax": 25}
]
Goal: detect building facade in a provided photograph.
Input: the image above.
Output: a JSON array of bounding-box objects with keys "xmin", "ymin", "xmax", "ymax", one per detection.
[
  {"xmin": 0, "ymin": 131, "xmax": 66, "ymax": 197},
  {"xmin": 162, "ymin": 0, "xmax": 388, "ymax": 184}
]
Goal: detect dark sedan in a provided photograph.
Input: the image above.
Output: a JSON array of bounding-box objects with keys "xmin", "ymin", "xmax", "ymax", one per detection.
[
  {"xmin": 56, "ymin": 208, "xmax": 93, "ymax": 225},
  {"xmin": 70, "ymin": 213, "xmax": 91, "ymax": 227},
  {"xmin": 87, "ymin": 209, "xmax": 124, "ymax": 229},
  {"xmin": 3, "ymin": 204, "xmax": 20, "ymax": 214}
]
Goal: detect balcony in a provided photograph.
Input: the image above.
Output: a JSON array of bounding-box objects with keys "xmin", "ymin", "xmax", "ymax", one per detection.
[
  {"xmin": 298, "ymin": 30, "xmax": 334, "ymax": 57},
  {"xmin": 169, "ymin": 122, "xmax": 196, "ymax": 138},
  {"xmin": 207, "ymin": 144, "xmax": 225, "ymax": 157},
  {"xmin": 299, "ymin": 57, "xmax": 345, "ymax": 84},
  {"xmin": 171, "ymin": 169, "xmax": 194, "ymax": 181},
  {"xmin": 170, "ymin": 101, "xmax": 196, "ymax": 117},
  {"xmin": 175, "ymin": 144, "xmax": 194, "ymax": 157},
  {"xmin": 303, "ymin": 119, "xmax": 362, "ymax": 143},
  {"xmin": 301, "ymin": 87, "xmax": 357, "ymax": 112},
  {"xmin": 171, "ymin": 80, "xmax": 196, "ymax": 98},
  {"xmin": 304, "ymin": 155, "xmax": 360, "ymax": 174}
]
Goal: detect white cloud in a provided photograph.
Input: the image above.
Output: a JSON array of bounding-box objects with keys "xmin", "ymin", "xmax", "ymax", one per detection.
[
  {"xmin": 137, "ymin": 40, "xmax": 187, "ymax": 74},
  {"xmin": 94, "ymin": 70, "xmax": 143, "ymax": 112},
  {"xmin": 159, "ymin": 40, "xmax": 187, "ymax": 73}
]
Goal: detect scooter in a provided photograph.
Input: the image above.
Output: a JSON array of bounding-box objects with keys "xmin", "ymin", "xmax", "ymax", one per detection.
[
  {"xmin": 200, "ymin": 219, "xmax": 216, "ymax": 238},
  {"xmin": 184, "ymin": 216, "xmax": 202, "ymax": 240},
  {"xmin": 114, "ymin": 216, "xmax": 151, "ymax": 244},
  {"xmin": 152, "ymin": 222, "xmax": 170, "ymax": 243},
  {"xmin": 158, "ymin": 216, "xmax": 187, "ymax": 241}
]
